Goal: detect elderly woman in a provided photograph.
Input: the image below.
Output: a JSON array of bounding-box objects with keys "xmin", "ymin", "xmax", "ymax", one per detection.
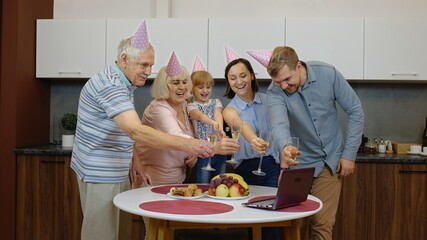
[
  {"xmin": 132, "ymin": 53, "xmax": 239, "ymax": 187},
  {"xmin": 132, "ymin": 53, "xmax": 239, "ymax": 240}
]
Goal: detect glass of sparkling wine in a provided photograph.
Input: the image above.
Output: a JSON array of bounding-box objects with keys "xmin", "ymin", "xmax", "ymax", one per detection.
[
  {"xmin": 252, "ymin": 130, "xmax": 270, "ymax": 176},
  {"xmin": 227, "ymin": 118, "xmax": 243, "ymax": 164},
  {"xmin": 202, "ymin": 126, "xmax": 216, "ymax": 171},
  {"xmin": 288, "ymin": 137, "xmax": 299, "ymax": 169}
]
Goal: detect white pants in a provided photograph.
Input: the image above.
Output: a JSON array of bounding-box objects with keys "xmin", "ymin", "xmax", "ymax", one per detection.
[{"xmin": 77, "ymin": 177, "xmax": 132, "ymax": 240}]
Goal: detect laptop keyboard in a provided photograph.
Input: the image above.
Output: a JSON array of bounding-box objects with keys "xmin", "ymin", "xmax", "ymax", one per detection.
[{"xmin": 252, "ymin": 199, "xmax": 274, "ymax": 207}]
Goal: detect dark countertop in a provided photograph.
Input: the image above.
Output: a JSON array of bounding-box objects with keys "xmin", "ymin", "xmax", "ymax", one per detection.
[
  {"xmin": 15, "ymin": 145, "xmax": 427, "ymax": 164},
  {"xmin": 15, "ymin": 144, "xmax": 73, "ymax": 155}
]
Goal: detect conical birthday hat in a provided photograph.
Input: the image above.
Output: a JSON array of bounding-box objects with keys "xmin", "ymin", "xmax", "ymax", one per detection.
[
  {"xmin": 131, "ymin": 21, "xmax": 150, "ymax": 49},
  {"xmin": 225, "ymin": 45, "xmax": 240, "ymax": 64},
  {"xmin": 247, "ymin": 50, "xmax": 272, "ymax": 68},
  {"xmin": 192, "ymin": 56, "xmax": 206, "ymax": 72},
  {"xmin": 166, "ymin": 52, "xmax": 182, "ymax": 77}
]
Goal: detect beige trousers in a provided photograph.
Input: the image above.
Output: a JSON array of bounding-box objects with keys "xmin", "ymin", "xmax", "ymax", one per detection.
[
  {"xmin": 77, "ymin": 177, "xmax": 132, "ymax": 240},
  {"xmin": 300, "ymin": 166, "xmax": 342, "ymax": 240}
]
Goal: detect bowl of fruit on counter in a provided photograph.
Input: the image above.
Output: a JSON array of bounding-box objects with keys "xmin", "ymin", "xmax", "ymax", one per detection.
[{"xmin": 206, "ymin": 173, "xmax": 250, "ymax": 200}]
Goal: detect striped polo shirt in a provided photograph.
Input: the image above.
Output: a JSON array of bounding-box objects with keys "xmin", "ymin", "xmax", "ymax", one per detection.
[{"xmin": 70, "ymin": 62, "xmax": 137, "ymax": 183}]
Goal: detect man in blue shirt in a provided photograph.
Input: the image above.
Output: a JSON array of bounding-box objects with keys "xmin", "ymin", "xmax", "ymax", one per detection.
[{"xmin": 266, "ymin": 46, "xmax": 364, "ymax": 240}]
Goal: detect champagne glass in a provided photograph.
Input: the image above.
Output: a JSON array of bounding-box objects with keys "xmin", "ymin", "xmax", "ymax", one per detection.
[
  {"xmin": 227, "ymin": 118, "xmax": 243, "ymax": 164},
  {"xmin": 287, "ymin": 137, "xmax": 299, "ymax": 169},
  {"xmin": 202, "ymin": 126, "xmax": 216, "ymax": 171},
  {"xmin": 252, "ymin": 130, "xmax": 270, "ymax": 176}
]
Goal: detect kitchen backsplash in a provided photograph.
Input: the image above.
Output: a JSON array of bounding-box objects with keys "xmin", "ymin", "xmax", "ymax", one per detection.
[{"xmin": 50, "ymin": 80, "xmax": 427, "ymax": 144}]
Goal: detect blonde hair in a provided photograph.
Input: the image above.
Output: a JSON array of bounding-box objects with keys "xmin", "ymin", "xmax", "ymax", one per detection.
[
  {"xmin": 190, "ymin": 71, "xmax": 214, "ymax": 87},
  {"xmin": 151, "ymin": 66, "xmax": 192, "ymax": 100},
  {"xmin": 267, "ymin": 46, "xmax": 299, "ymax": 78}
]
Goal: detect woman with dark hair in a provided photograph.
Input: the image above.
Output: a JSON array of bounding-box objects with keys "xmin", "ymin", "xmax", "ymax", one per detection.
[
  {"xmin": 222, "ymin": 58, "xmax": 281, "ymax": 240},
  {"xmin": 223, "ymin": 58, "xmax": 280, "ymax": 187}
]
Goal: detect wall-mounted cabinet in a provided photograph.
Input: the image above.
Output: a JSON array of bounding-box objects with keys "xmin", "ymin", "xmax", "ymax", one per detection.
[
  {"xmin": 286, "ymin": 17, "xmax": 364, "ymax": 80},
  {"xmin": 106, "ymin": 18, "xmax": 208, "ymax": 78},
  {"xmin": 36, "ymin": 19, "xmax": 106, "ymax": 78},
  {"xmin": 36, "ymin": 17, "xmax": 427, "ymax": 81},
  {"xmin": 364, "ymin": 17, "xmax": 427, "ymax": 80},
  {"xmin": 208, "ymin": 18, "xmax": 285, "ymax": 79}
]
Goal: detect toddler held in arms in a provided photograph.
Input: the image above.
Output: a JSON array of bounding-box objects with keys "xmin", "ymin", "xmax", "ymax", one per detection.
[{"xmin": 187, "ymin": 56, "xmax": 227, "ymax": 183}]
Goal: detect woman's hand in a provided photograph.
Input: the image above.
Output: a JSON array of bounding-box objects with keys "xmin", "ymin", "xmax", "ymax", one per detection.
[
  {"xmin": 250, "ymin": 137, "xmax": 268, "ymax": 155},
  {"xmin": 185, "ymin": 155, "xmax": 198, "ymax": 168},
  {"xmin": 130, "ymin": 156, "xmax": 152, "ymax": 188}
]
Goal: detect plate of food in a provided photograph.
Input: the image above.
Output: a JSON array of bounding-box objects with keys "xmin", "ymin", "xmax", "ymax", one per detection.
[
  {"xmin": 166, "ymin": 192, "xmax": 205, "ymax": 200},
  {"xmin": 167, "ymin": 184, "xmax": 205, "ymax": 199},
  {"xmin": 205, "ymin": 173, "xmax": 250, "ymax": 200},
  {"xmin": 205, "ymin": 193, "xmax": 250, "ymax": 200}
]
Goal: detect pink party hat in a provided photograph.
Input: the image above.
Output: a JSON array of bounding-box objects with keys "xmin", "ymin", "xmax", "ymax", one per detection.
[
  {"xmin": 131, "ymin": 21, "xmax": 149, "ymax": 49},
  {"xmin": 247, "ymin": 51, "xmax": 273, "ymax": 68},
  {"xmin": 225, "ymin": 45, "xmax": 240, "ymax": 64},
  {"xmin": 247, "ymin": 50, "xmax": 272, "ymax": 68},
  {"xmin": 192, "ymin": 56, "xmax": 206, "ymax": 72},
  {"xmin": 166, "ymin": 52, "xmax": 182, "ymax": 77}
]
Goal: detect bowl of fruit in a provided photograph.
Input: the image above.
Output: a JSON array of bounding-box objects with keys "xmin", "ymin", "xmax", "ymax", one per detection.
[{"xmin": 207, "ymin": 173, "xmax": 249, "ymax": 199}]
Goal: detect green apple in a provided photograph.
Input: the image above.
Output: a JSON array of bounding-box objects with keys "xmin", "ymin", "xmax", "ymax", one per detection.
[{"xmin": 215, "ymin": 184, "xmax": 229, "ymax": 197}]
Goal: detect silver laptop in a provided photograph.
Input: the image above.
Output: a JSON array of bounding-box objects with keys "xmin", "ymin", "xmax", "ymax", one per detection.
[{"xmin": 242, "ymin": 167, "xmax": 315, "ymax": 210}]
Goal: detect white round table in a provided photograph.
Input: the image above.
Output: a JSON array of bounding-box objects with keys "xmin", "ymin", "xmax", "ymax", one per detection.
[{"xmin": 114, "ymin": 185, "xmax": 322, "ymax": 240}]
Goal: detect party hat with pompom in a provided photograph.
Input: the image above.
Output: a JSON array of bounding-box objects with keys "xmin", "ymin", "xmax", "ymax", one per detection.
[
  {"xmin": 131, "ymin": 21, "xmax": 150, "ymax": 49},
  {"xmin": 166, "ymin": 52, "xmax": 182, "ymax": 77},
  {"xmin": 192, "ymin": 56, "xmax": 206, "ymax": 72},
  {"xmin": 225, "ymin": 45, "xmax": 240, "ymax": 64},
  {"xmin": 247, "ymin": 50, "xmax": 272, "ymax": 68}
]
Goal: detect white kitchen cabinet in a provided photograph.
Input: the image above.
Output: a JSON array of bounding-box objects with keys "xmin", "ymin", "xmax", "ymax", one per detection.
[
  {"xmin": 36, "ymin": 19, "xmax": 106, "ymax": 78},
  {"xmin": 364, "ymin": 17, "xmax": 427, "ymax": 80},
  {"xmin": 286, "ymin": 17, "xmax": 364, "ymax": 80},
  {"xmin": 208, "ymin": 18, "xmax": 285, "ymax": 79},
  {"xmin": 106, "ymin": 18, "xmax": 208, "ymax": 78}
]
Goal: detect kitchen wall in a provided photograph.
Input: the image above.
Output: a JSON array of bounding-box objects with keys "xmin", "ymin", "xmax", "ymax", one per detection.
[
  {"xmin": 51, "ymin": 79, "xmax": 427, "ymax": 144},
  {"xmin": 50, "ymin": 0, "xmax": 427, "ymax": 144}
]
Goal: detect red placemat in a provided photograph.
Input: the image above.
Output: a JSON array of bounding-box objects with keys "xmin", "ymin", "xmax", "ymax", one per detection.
[
  {"xmin": 247, "ymin": 195, "xmax": 320, "ymax": 212},
  {"xmin": 151, "ymin": 184, "xmax": 209, "ymax": 194},
  {"xmin": 139, "ymin": 200, "xmax": 234, "ymax": 215}
]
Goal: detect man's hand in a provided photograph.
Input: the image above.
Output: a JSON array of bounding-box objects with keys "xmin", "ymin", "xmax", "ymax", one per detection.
[
  {"xmin": 336, "ymin": 158, "xmax": 355, "ymax": 177},
  {"xmin": 214, "ymin": 137, "xmax": 240, "ymax": 155},
  {"xmin": 187, "ymin": 138, "xmax": 214, "ymax": 158},
  {"xmin": 280, "ymin": 145, "xmax": 300, "ymax": 168}
]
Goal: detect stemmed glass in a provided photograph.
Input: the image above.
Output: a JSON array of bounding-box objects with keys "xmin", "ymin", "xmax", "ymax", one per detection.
[
  {"xmin": 252, "ymin": 130, "xmax": 270, "ymax": 176},
  {"xmin": 202, "ymin": 125, "xmax": 217, "ymax": 171},
  {"xmin": 227, "ymin": 118, "xmax": 243, "ymax": 164},
  {"xmin": 287, "ymin": 137, "xmax": 299, "ymax": 169}
]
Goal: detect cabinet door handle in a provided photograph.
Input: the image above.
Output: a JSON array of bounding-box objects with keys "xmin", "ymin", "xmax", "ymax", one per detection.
[
  {"xmin": 391, "ymin": 73, "xmax": 418, "ymax": 77},
  {"xmin": 41, "ymin": 159, "xmax": 65, "ymax": 164},
  {"xmin": 399, "ymin": 170, "xmax": 427, "ymax": 174},
  {"xmin": 58, "ymin": 71, "xmax": 82, "ymax": 75}
]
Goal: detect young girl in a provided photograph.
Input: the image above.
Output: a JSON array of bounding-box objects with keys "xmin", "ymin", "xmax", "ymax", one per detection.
[{"xmin": 188, "ymin": 68, "xmax": 227, "ymax": 183}]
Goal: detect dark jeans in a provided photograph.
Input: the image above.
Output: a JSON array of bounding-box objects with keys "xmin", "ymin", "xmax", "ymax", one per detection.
[
  {"xmin": 195, "ymin": 154, "xmax": 227, "ymax": 183},
  {"xmin": 235, "ymin": 155, "xmax": 280, "ymax": 187},
  {"xmin": 235, "ymin": 156, "xmax": 282, "ymax": 240}
]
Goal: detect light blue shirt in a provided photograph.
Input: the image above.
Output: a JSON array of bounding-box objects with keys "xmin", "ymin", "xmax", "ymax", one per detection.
[
  {"xmin": 71, "ymin": 62, "xmax": 137, "ymax": 183},
  {"xmin": 267, "ymin": 61, "xmax": 364, "ymax": 177},
  {"xmin": 227, "ymin": 92, "xmax": 279, "ymax": 167}
]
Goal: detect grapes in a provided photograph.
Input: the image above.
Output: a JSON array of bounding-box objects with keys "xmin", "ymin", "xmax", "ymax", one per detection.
[{"xmin": 208, "ymin": 174, "xmax": 240, "ymax": 194}]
